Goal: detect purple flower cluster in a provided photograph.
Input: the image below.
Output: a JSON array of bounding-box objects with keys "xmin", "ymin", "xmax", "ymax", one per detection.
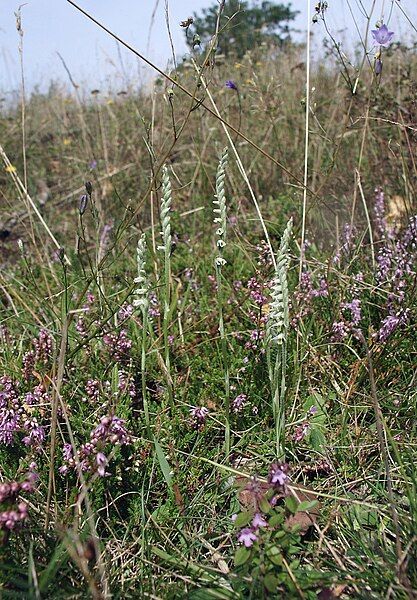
[
  {"xmin": 118, "ymin": 303, "xmax": 134, "ymax": 323},
  {"xmin": 225, "ymin": 80, "xmax": 238, "ymax": 91},
  {"xmin": 117, "ymin": 370, "xmax": 136, "ymax": 399},
  {"xmin": 103, "ymin": 329, "xmax": 132, "ymax": 361},
  {"xmin": 374, "ymin": 201, "xmax": 417, "ymax": 341},
  {"xmin": 374, "ymin": 188, "xmax": 392, "ymax": 239},
  {"xmin": 268, "ymin": 462, "xmax": 290, "ymax": 489},
  {"xmin": 331, "ymin": 320, "xmax": 350, "ymax": 342},
  {"xmin": 256, "ymin": 240, "xmax": 274, "ymax": 267},
  {"xmin": 32, "ymin": 329, "xmax": 54, "ymax": 364},
  {"xmin": 237, "ymin": 512, "xmax": 268, "ymax": 547},
  {"xmin": 243, "ymin": 277, "xmax": 270, "ymax": 352},
  {"xmin": 85, "ymin": 379, "xmax": 100, "ymax": 402},
  {"xmin": 0, "ymin": 376, "xmax": 21, "ymax": 445},
  {"xmin": 292, "ymin": 269, "xmax": 328, "ymax": 326},
  {"xmin": 22, "ymin": 329, "xmax": 54, "ymax": 380},
  {"xmin": 22, "ymin": 418, "xmax": 46, "ymax": 449},
  {"xmin": 232, "ymin": 393, "xmax": 247, "ymax": 413},
  {"xmin": 1, "ymin": 377, "xmax": 49, "ymax": 449},
  {"xmin": 189, "ymin": 406, "xmax": 209, "ymax": 430},
  {"xmin": 377, "ymin": 309, "xmax": 409, "ymax": 342},
  {"xmin": 341, "ymin": 298, "xmax": 362, "ymax": 326},
  {"xmin": 60, "ymin": 415, "xmax": 130, "ymax": 477},
  {"xmin": 0, "ymin": 465, "xmax": 37, "ymax": 536}
]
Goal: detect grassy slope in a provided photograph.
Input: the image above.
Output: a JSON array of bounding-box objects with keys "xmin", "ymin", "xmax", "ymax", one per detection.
[{"xmin": 0, "ymin": 37, "xmax": 417, "ymax": 599}]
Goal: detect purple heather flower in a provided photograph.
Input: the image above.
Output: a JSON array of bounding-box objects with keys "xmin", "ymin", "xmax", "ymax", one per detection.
[
  {"xmin": 377, "ymin": 309, "xmax": 409, "ymax": 342},
  {"xmin": 372, "ymin": 24, "xmax": 394, "ymax": 47},
  {"xmin": 331, "ymin": 320, "xmax": 350, "ymax": 341},
  {"xmin": 189, "ymin": 406, "xmax": 209, "ymax": 430},
  {"xmin": 232, "ymin": 393, "xmax": 247, "ymax": 413},
  {"xmin": 89, "ymin": 159, "xmax": 97, "ymax": 170},
  {"xmin": 342, "ymin": 298, "xmax": 362, "ymax": 326},
  {"xmin": 63, "ymin": 443, "xmax": 73, "ymax": 461},
  {"xmin": 252, "ymin": 513, "xmax": 268, "ymax": 528},
  {"xmin": 225, "ymin": 80, "xmax": 238, "ymax": 91},
  {"xmin": 96, "ymin": 452, "xmax": 108, "ymax": 476},
  {"xmin": 375, "ymin": 58, "xmax": 383, "ymax": 75},
  {"xmin": 238, "ymin": 527, "xmax": 257, "ymax": 547}
]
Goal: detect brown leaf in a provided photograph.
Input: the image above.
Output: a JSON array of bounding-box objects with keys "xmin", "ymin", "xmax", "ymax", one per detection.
[
  {"xmin": 173, "ymin": 483, "xmax": 184, "ymax": 514},
  {"xmin": 285, "ymin": 484, "xmax": 321, "ymax": 535},
  {"xmin": 318, "ymin": 584, "xmax": 347, "ymax": 599}
]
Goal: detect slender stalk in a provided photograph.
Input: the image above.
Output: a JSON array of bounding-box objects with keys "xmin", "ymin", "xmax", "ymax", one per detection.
[
  {"xmin": 15, "ymin": 7, "xmax": 27, "ymax": 191},
  {"xmin": 299, "ymin": 0, "xmax": 311, "ymax": 282},
  {"xmin": 213, "ymin": 149, "xmax": 230, "ymax": 457},
  {"xmin": 266, "ymin": 219, "xmax": 292, "ymax": 458},
  {"xmin": 133, "ymin": 234, "xmax": 151, "ymax": 432},
  {"xmin": 159, "ymin": 166, "xmax": 173, "ymax": 407}
]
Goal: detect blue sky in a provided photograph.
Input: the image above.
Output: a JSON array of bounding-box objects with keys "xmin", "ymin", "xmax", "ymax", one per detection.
[{"xmin": 1, "ymin": 1, "xmax": 416, "ymax": 94}]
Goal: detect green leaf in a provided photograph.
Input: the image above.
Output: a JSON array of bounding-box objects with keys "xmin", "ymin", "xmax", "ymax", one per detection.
[
  {"xmin": 267, "ymin": 546, "xmax": 283, "ymax": 566},
  {"xmin": 38, "ymin": 542, "xmax": 68, "ymax": 593},
  {"xmin": 309, "ymin": 426, "xmax": 326, "ymax": 452},
  {"xmin": 234, "ymin": 511, "xmax": 252, "ymax": 528},
  {"xmin": 259, "ymin": 496, "xmax": 272, "ymax": 514},
  {"xmin": 269, "ymin": 512, "xmax": 284, "ymax": 528},
  {"xmin": 285, "ymin": 495, "xmax": 298, "ymax": 514},
  {"xmin": 297, "ymin": 500, "xmax": 318, "ymax": 512},
  {"xmin": 154, "ymin": 438, "xmax": 173, "ymax": 489},
  {"xmin": 264, "ymin": 573, "xmax": 279, "ymax": 593},
  {"xmin": 234, "ymin": 546, "xmax": 251, "ymax": 567}
]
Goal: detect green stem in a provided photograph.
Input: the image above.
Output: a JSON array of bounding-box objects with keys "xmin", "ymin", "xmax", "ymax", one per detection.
[{"xmin": 216, "ymin": 264, "xmax": 230, "ymax": 457}]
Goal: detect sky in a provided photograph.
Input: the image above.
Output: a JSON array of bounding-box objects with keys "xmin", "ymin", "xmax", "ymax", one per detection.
[{"xmin": 1, "ymin": 0, "xmax": 416, "ymax": 95}]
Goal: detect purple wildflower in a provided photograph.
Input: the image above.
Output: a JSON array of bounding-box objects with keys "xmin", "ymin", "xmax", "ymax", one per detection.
[
  {"xmin": 22, "ymin": 419, "xmax": 45, "ymax": 450},
  {"xmin": 189, "ymin": 406, "xmax": 209, "ymax": 430},
  {"xmin": 96, "ymin": 452, "xmax": 108, "ymax": 477},
  {"xmin": 331, "ymin": 320, "xmax": 350, "ymax": 341},
  {"xmin": 252, "ymin": 513, "xmax": 268, "ymax": 528},
  {"xmin": 377, "ymin": 309, "xmax": 409, "ymax": 342},
  {"xmin": 103, "ymin": 330, "xmax": 132, "ymax": 361},
  {"xmin": 268, "ymin": 462, "xmax": 290, "ymax": 488},
  {"xmin": 225, "ymin": 80, "xmax": 238, "ymax": 91},
  {"xmin": 237, "ymin": 527, "xmax": 257, "ymax": 547},
  {"xmin": 22, "ymin": 351, "xmax": 35, "ymax": 382},
  {"xmin": 342, "ymin": 298, "xmax": 362, "ymax": 326},
  {"xmin": 371, "ymin": 24, "xmax": 394, "ymax": 47},
  {"xmin": 85, "ymin": 379, "xmax": 100, "ymax": 402},
  {"xmin": 33, "ymin": 329, "xmax": 54, "ymax": 364},
  {"xmin": 232, "ymin": 393, "xmax": 247, "ymax": 413}
]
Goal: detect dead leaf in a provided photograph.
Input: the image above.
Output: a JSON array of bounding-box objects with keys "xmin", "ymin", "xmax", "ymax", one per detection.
[
  {"xmin": 318, "ymin": 584, "xmax": 347, "ymax": 599},
  {"xmin": 173, "ymin": 483, "xmax": 184, "ymax": 514}
]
